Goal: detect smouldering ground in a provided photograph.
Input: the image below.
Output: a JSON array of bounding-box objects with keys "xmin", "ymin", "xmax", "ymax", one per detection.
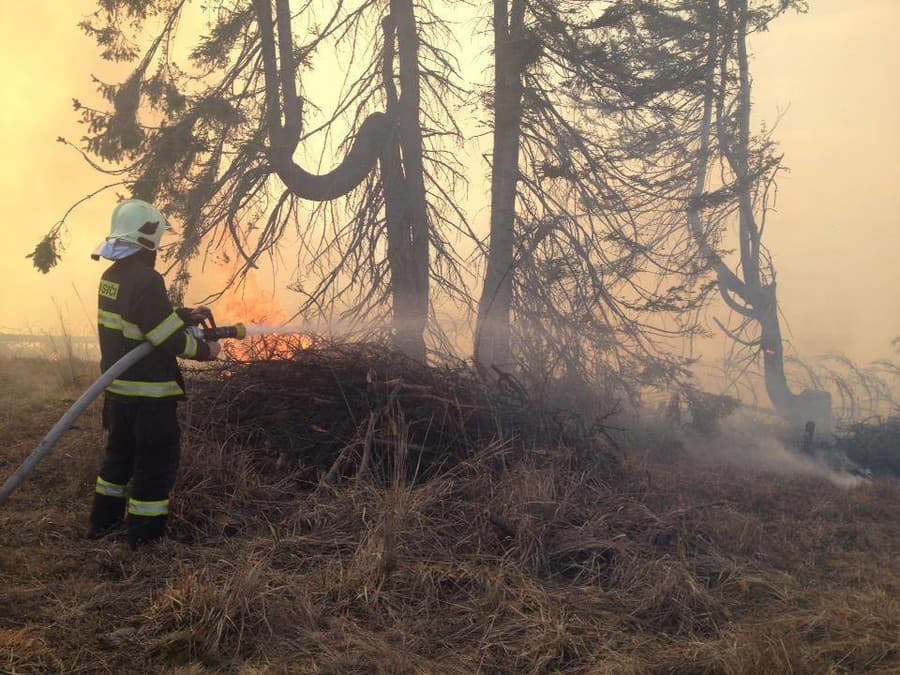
[{"xmin": 1, "ymin": 355, "xmax": 899, "ymax": 674}]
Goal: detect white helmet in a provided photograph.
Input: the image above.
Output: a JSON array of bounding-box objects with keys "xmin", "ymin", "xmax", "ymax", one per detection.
[{"xmin": 92, "ymin": 199, "xmax": 170, "ymax": 260}]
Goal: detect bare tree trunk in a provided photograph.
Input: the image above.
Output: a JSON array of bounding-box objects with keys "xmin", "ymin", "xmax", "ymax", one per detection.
[
  {"xmin": 726, "ymin": 1, "xmax": 797, "ymax": 417},
  {"xmin": 474, "ymin": 0, "xmax": 526, "ymax": 373},
  {"xmin": 756, "ymin": 286, "xmax": 793, "ymax": 411},
  {"xmin": 380, "ymin": 13, "xmax": 425, "ymax": 362},
  {"xmin": 692, "ymin": 0, "xmax": 831, "ymax": 432},
  {"xmin": 389, "ymin": 0, "xmax": 429, "ymax": 361},
  {"xmin": 731, "ymin": 0, "xmax": 761, "ymax": 292}
]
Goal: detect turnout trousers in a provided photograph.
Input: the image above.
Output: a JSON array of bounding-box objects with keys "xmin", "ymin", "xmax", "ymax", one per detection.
[{"xmin": 89, "ymin": 396, "xmax": 181, "ymax": 547}]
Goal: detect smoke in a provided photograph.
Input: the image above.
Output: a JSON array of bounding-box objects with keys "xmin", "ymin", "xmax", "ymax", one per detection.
[{"xmin": 683, "ymin": 413, "xmax": 866, "ymax": 488}]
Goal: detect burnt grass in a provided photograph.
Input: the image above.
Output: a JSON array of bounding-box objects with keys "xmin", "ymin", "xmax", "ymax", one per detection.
[{"xmin": 1, "ymin": 345, "xmax": 899, "ymax": 674}]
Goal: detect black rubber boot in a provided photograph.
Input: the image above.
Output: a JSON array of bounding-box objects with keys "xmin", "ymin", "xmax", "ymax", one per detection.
[
  {"xmin": 127, "ymin": 514, "xmax": 167, "ymax": 549},
  {"xmin": 87, "ymin": 494, "xmax": 127, "ymax": 539}
]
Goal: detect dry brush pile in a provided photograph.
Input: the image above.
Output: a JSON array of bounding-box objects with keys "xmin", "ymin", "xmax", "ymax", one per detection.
[
  {"xmin": 183, "ymin": 340, "xmax": 617, "ymax": 487},
  {"xmin": 835, "ymin": 417, "xmax": 900, "ymax": 479}
]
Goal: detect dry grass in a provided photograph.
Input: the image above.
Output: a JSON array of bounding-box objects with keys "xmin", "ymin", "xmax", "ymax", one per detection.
[{"xmin": 0, "ymin": 353, "xmax": 898, "ymax": 674}]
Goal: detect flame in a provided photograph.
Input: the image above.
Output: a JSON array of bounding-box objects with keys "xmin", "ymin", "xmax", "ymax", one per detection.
[
  {"xmin": 224, "ymin": 331, "xmax": 315, "ymax": 362},
  {"xmin": 212, "ymin": 275, "xmax": 314, "ymax": 361},
  {"xmin": 216, "ymin": 274, "xmax": 288, "ymax": 327}
]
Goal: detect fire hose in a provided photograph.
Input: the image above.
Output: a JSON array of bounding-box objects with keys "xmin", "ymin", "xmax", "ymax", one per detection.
[{"xmin": 0, "ymin": 321, "xmax": 246, "ymax": 504}]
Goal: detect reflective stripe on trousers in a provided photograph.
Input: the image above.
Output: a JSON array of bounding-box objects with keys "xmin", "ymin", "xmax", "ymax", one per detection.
[
  {"xmin": 95, "ymin": 476, "xmax": 127, "ymax": 498},
  {"xmin": 127, "ymin": 498, "xmax": 169, "ymax": 517}
]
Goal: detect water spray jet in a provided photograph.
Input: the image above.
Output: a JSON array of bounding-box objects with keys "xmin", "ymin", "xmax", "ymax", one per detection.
[{"xmin": 241, "ymin": 323, "xmax": 306, "ymax": 337}]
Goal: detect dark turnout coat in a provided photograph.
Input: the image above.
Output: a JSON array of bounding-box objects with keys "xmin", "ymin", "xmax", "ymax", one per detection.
[{"xmin": 98, "ymin": 250, "xmax": 210, "ymax": 399}]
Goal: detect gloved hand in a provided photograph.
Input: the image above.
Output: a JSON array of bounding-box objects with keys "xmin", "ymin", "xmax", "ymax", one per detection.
[
  {"xmin": 177, "ymin": 305, "xmax": 214, "ymax": 326},
  {"xmin": 206, "ymin": 341, "xmax": 222, "ymax": 359}
]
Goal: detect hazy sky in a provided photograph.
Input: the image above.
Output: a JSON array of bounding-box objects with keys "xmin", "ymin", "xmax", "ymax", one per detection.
[{"xmin": 0, "ymin": 1, "xmax": 897, "ymax": 364}]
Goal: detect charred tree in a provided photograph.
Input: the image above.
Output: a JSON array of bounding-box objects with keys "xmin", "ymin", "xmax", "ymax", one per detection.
[{"xmin": 687, "ymin": 0, "xmax": 830, "ymax": 430}]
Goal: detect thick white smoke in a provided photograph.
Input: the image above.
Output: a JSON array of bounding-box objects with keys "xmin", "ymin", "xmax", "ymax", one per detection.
[{"xmin": 683, "ymin": 413, "xmax": 866, "ymax": 488}]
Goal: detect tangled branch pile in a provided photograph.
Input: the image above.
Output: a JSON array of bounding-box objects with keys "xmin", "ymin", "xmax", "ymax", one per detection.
[
  {"xmin": 835, "ymin": 416, "xmax": 900, "ymax": 479},
  {"xmin": 184, "ymin": 340, "xmax": 615, "ymax": 485}
]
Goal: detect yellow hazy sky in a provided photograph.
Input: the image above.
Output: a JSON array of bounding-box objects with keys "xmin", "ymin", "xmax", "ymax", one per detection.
[{"xmin": 0, "ymin": 1, "xmax": 897, "ymax": 363}]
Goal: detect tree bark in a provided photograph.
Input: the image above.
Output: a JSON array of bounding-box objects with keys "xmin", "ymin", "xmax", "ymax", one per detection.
[
  {"xmin": 255, "ymin": 0, "xmax": 390, "ymax": 200},
  {"xmin": 726, "ymin": 1, "xmax": 797, "ymax": 416},
  {"xmin": 474, "ymin": 0, "xmax": 526, "ymax": 373},
  {"xmin": 693, "ymin": 0, "xmax": 831, "ymax": 430},
  {"xmin": 756, "ymin": 286, "xmax": 793, "ymax": 412},
  {"xmin": 388, "ymin": 0, "xmax": 429, "ymax": 361},
  {"xmin": 732, "ymin": 0, "xmax": 761, "ymax": 292},
  {"xmin": 380, "ymin": 13, "xmax": 425, "ymax": 362}
]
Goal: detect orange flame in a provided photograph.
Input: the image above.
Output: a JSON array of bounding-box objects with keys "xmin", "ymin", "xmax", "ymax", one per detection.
[
  {"xmin": 224, "ymin": 332, "xmax": 315, "ymax": 362},
  {"xmin": 214, "ymin": 276, "xmax": 314, "ymax": 361},
  {"xmin": 216, "ymin": 274, "xmax": 288, "ymax": 327}
]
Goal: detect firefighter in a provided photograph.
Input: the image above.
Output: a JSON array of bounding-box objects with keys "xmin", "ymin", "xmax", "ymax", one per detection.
[{"xmin": 87, "ymin": 199, "xmax": 220, "ymax": 548}]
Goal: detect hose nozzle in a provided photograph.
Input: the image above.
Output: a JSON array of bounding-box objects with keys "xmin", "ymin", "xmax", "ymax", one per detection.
[{"xmin": 188, "ymin": 322, "xmax": 246, "ymax": 341}]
